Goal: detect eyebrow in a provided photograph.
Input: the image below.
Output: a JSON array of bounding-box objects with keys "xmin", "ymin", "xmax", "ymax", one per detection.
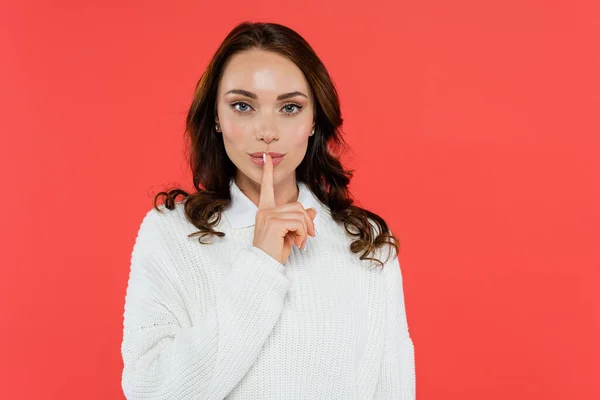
[{"xmin": 224, "ymin": 89, "xmax": 308, "ymax": 101}]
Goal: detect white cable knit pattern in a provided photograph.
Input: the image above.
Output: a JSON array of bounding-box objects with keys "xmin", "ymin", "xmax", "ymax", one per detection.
[{"xmin": 121, "ymin": 182, "xmax": 415, "ymax": 399}]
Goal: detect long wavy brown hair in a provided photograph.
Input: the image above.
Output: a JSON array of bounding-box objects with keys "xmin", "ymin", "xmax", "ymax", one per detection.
[{"xmin": 154, "ymin": 21, "xmax": 399, "ymax": 268}]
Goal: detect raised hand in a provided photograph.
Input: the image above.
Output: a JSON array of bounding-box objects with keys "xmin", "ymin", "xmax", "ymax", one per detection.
[{"xmin": 252, "ymin": 153, "xmax": 317, "ymax": 264}]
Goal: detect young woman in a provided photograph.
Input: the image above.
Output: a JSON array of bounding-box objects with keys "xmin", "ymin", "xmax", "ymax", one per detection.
[{"xmin": 121, "ymin": 21, "xmax": 415, "ymax": 399}]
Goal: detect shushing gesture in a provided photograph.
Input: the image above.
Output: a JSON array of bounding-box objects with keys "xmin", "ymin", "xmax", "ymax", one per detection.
[{"xmin": 253, "ymin": 153, "xmax": 317, "ymax": 264}]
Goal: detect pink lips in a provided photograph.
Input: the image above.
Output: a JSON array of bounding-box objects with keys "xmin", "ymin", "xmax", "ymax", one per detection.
[
  {"xmin": 249, "ymin": 152, "xmax": 285, "ymax": 167},
  {"xmin": 249, "ymin": 152, "xmax": 285, "ymax": 158}
]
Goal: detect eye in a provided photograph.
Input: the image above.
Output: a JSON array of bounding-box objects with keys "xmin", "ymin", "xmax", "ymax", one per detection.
[
  {"xmin": 231, "ymin": 101, "xmax": 253, "ymax": 113},
  {"xmin": 282, "ymin": 103, "xmax": 303, "ymax": 115}
]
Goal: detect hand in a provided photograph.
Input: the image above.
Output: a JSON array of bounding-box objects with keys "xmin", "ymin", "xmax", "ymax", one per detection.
[{"xmin": 253, "ymin": 153, "xmax": 317, "ymax": 264}]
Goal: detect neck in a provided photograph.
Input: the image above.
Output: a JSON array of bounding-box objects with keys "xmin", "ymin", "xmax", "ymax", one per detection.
[{"xmin": 234, "ymin": 172, "xmax": 299, "ymax": 208}]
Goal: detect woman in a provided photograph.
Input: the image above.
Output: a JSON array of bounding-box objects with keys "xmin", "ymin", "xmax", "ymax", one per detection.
[{"xmin": 121, "ymin": 21, "xmax": 415, "ymax": 399}]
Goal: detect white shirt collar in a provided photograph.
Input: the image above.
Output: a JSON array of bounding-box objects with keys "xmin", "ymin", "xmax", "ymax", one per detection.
[{"xmin": 223, "ymin": 178, "xmax": 323, "ymax": 230}]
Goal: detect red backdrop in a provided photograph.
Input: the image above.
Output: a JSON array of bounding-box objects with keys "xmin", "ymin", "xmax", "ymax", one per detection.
[{"xmin": 1, "ymin": 0, "xmax": 598, "ymax": 399}]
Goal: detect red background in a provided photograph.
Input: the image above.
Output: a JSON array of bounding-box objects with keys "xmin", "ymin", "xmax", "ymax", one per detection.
[{"xmin": 1, "ymin": 0, "xmax": 599, "ymax": 399}]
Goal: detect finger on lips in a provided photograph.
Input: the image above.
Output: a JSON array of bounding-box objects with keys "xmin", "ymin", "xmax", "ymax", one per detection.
[
  {"xmin": 258, "ymin": 152, "xmax": 316, "ymax": 250},
  {"xmin": 259, "ymin": 152, "xmax": 275, "ymax": 210}
]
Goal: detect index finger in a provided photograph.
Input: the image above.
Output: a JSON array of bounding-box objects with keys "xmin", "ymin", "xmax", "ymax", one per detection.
[{"xmin": 258, "ymin": 152, "xmax": 276, "ymax": 209}]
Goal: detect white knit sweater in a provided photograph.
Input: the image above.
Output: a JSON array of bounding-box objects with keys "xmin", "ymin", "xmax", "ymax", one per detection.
[{"xmin": 121, "ymin": 179, "xmax": 415, "ymax": 399}]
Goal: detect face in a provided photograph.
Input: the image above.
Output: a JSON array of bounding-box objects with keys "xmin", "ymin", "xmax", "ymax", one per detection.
[{"xmin": 216, "ymin": 49, "xmax": 314, "ymax": 189}]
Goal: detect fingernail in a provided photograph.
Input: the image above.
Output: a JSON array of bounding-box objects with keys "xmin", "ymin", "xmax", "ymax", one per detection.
[{"xmin": 303, "ymin": 241, "xmax": 308, "ymax": 251}]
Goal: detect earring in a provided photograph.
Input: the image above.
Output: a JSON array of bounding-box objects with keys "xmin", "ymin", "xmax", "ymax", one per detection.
[
  {"xmin": 215, "ymin": 123, "xmax": 220, "ymax": 132},
  {"xmin": 310, "ymin": 128, "xmax": 315, "ymax": 136}
]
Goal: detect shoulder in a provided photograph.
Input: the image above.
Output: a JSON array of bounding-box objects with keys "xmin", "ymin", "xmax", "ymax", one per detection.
[
  {"xmin": 132, "ymin": 202, "xmax": 198, "ymax": 256},
  {"xmin": 137, "ymin": 201, "xmax": 196, "ymax": 234},
  {"xmin": 133, "ymin": 201, "xmax": 235, "ymax": 255}
]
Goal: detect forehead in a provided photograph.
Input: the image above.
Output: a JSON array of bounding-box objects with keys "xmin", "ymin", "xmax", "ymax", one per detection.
[{"xmin": 219, "ymin": 49, "xmax": 309, "ymax": 96}]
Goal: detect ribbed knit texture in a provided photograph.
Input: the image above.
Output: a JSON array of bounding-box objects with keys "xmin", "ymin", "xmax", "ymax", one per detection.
[{"xmin": 121, "ymin": 195, "xmax": 415, "ymax": 399}]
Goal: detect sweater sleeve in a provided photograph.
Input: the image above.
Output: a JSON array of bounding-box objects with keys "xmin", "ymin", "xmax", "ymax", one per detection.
[
  {"xmin": 373, "ymin": 249, "xmax": 416, "ymax": 399},
  {"xmin": 120, "ymin": 208, "xmax": 291, "ymax": 400}
]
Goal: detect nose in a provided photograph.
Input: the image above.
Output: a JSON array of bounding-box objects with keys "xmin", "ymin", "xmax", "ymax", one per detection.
[{"xmin": 256, "ymin": 117, "xmax": 278, "ymax": 143}]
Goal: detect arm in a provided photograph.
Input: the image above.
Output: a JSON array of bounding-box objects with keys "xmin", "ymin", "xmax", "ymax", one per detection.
[
  {"xmin": 120, "ymin": 209, "xmax": 291, "ymax": 400},
  {"xmin": 373, "ymin": 251, "xmax": 416, "ymax": 399}
]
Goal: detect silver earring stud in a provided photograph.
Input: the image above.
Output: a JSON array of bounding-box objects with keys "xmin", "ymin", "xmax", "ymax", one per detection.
[
  {"xmin": 215, "ymin": 124, "xmax": 220, "ymax": 132},
  {"xmin": 310, "ymin": 128, "xmax": 315, "ymax": 136}
]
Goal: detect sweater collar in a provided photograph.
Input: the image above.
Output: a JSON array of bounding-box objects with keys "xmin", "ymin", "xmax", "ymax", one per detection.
[{"xmin": 223, "ymin": 177, "xmax": 323, "ymax": 230}]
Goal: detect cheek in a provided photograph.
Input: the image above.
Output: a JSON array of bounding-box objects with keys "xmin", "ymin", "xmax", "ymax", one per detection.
[
  {"xmin": 285, "ymin": 126, "xmax": 311, "ymax": 162},
  {"xmin": 221, "ymin": 121, "xmax": 251, "ymax": 151},
  {"xmin": 287, "ymin": 123, "xmax": 311, "ymax": 145}
]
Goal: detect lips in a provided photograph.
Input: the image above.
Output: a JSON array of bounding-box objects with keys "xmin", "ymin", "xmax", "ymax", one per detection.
[
  {"xmin": 249, "ymin": 152, "xmax": 285, "ymax": 158},
  {"xmin": 249, "ymin": 152, "xmax": 285, "ymax": 167}
]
